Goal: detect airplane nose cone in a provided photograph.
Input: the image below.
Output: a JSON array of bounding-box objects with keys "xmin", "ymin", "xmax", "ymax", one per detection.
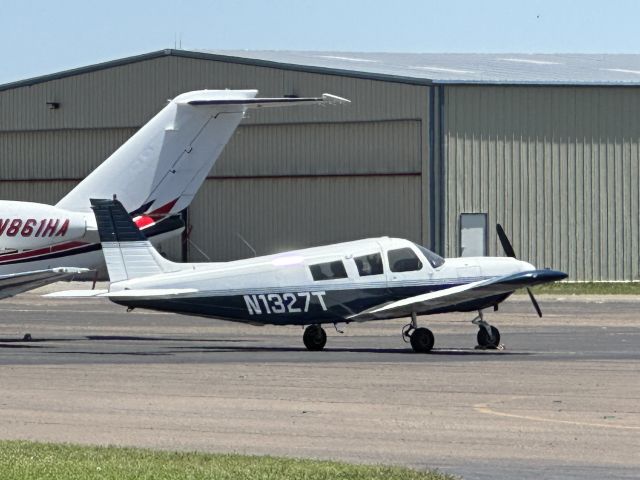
[{"xmin": 544, "ymin": 270, "xmax": 569, "ymax": 282}]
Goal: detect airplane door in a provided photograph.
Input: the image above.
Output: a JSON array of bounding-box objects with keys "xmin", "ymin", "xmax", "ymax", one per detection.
[{"xmin": 384, "ymin": 244, "xmax": 433, "ymax": 295}]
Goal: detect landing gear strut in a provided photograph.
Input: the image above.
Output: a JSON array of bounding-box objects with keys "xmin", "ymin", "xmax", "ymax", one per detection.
[
  {"xmin": 472, "ymin": 310, "xmax": 501, "ymax": 348},
  {"xmin": 403, "ymin": 312, "xmax": 435, "ymax": 353},
  {"xmin": 303, "ymin": 324, "xmax": 327, "ymax": 351}
]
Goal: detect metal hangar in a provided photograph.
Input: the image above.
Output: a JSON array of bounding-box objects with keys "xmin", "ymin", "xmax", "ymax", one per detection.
[{"xmin": 2, "ymin": 49, "xmax": 640, "ymax": 281}]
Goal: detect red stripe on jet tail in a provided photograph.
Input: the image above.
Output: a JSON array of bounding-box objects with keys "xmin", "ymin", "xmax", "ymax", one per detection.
[
  {"xmin": 134, "ymin": 215, "xmax": 156, "ymax": 229},
  {"xmin": 0, "ymin": 241, "xmax": 88, "ymax": 263},
  {"xmin": 147, "ymin": 198, "xmax": 179, "ymax": 219}
]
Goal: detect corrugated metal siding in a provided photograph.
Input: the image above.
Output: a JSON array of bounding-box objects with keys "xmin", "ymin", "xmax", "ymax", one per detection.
[
  {"xmin": 188, "ymin": 176, "xmax": 422, "ymax": 261},
  {"xmin": 444, "ymin": 85, "xmax": 640, "ymax": 281},
  {"xmin": 0, "ymin": 181, "xmax": 75, "ymax": 204},
  {"xmin": 0, "ymin": 57, "xmax": 173, "ymax": 131},
  {"xmin": 212, "ymin": 120, "xmax": 421, "ymax": 176},
  {"xmin": 0, "ymin": 128, "xmax": 136, "ymax": 179}
]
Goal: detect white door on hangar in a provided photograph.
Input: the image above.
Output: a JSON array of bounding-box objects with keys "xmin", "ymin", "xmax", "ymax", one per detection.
[{"xmin": 459, "ymin": 213, "xmax": 487, "ymax": 257}]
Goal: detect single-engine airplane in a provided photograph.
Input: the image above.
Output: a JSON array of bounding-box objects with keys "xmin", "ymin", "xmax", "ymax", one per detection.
[
  {"xmin": 0, "ymin": 90, "xmax": 348, "ymax": 299},
  {"xmin": 50, "ymin": 199, "xmax": 567, "ymax": 353}
]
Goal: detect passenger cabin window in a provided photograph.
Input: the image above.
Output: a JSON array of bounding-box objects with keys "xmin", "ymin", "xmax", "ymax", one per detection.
[
  {"xmin": 354, "ymin": 253, "xmax": 383, "ymax": 276},
  {"xmin": 387, "ymin": 248, "xmax": 422, "ymax": 272},
  {"xmin": 310, "ymin": 260, "xmax": 348, "ymax": 281}
]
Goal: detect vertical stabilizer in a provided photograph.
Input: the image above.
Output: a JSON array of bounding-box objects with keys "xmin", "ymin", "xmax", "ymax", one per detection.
[
  {"xmin": 58, "ymin": 90, "xmax": 258, "ymax": 215},
  {"xmin": 90, "ymin": 198, "xmax": 181, "ymax": 282}
]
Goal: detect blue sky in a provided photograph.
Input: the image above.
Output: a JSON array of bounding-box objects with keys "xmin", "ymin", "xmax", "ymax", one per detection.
[{"xmin": 2, "ymin": 0, "xmax": 640, "ymax": 84}]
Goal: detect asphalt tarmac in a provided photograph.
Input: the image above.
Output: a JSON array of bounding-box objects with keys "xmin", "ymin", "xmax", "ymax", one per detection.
[{"xmin": 1, "ymin": 285, "xmax": 639, "ymax": 479}]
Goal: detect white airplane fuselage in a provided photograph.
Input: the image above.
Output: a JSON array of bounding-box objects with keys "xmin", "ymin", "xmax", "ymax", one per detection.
[{"xmin": 108, "ymin": 237, "xmax": 536, "ymax": 324}]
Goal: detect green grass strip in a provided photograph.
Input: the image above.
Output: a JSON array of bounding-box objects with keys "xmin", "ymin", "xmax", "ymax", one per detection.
[
  {"xmin": 523, "ymin": 282, "xmax": 640, "ymax": 295},
  {"xmin": 0, "ymin": 440, "xmax": 456, "ymax": 480}
]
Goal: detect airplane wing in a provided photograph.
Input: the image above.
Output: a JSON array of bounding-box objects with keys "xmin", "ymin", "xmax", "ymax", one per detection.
[
  {"xmin": 0, "ymin": 267, "xmax": 90, "ymax": 300},
  {"xmin": 349, "ymin": 269, "xmax": 567, "ymax": 321},
  {"xmin": 187, "ymin": 93, "xmax": 350, "ymax": 108}
]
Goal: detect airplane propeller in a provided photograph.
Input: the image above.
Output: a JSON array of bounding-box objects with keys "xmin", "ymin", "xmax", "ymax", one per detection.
[{"xmin": 496, "ymin": 224, "xmax": 543, "ymax": 317}]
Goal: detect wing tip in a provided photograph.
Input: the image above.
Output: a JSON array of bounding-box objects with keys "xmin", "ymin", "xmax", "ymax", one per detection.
[{"xmin": 321, "ymin": 93, "xmax": 351, "ymax": 104}]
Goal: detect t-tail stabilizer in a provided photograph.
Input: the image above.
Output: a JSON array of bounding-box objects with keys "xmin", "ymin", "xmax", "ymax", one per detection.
[{"xmin": 56, "ymin": 91, "xmax": 349, "ymax": 218}]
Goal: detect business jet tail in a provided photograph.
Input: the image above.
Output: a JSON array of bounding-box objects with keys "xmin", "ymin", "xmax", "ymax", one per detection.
[{"xmin": 57, "ymin": 91, "xmax": 349, "ymax": 221}]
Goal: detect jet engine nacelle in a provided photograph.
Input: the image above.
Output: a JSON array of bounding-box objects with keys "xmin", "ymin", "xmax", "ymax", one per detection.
[{"xmin": 0, "ymin": 201, "xmax": 96, "ymax": 251}]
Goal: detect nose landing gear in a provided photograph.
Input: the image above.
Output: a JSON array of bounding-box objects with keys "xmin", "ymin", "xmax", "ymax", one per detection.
[{"xmin": 472, "ymin": 310, "xmax": 501, "ymax": 348}]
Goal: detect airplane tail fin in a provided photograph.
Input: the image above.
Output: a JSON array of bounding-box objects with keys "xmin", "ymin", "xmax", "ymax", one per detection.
[
  {"xmin": 90, "ymin": 198, "xmax": 182, "ymax": 283},
  {"xmin": 58, "ymin": 91, "xmax": 349, "ymax": 219}
]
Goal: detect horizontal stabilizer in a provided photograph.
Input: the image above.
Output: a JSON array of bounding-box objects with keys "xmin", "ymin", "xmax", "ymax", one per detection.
[
  {"xmin": 44, "ymin": 289, "xmax": 109, "ymax": 298},
  {"xmin": 104, "ymin": 288, "xmax": 198, "ymax": 298},
  {"xmin": 187, "ymin": 93, "xmax": 350, "ymax": 108},
  {"xmin": 45, "ymin": 288, "xmax": 197, "ymax": 299},
  {"xmin": 0, "ymin": 267, "xmax": 90, "ymax": 300}
]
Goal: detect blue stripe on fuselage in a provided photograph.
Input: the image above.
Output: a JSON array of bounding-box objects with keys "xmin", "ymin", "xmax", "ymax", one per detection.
[{"xmin": 111, "ymin": 280, "xmax": 507, "ymax": 326}]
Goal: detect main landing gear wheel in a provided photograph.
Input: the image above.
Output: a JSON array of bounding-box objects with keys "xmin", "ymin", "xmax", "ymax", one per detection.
[
  {"xmin": 477, "ymin": 325, "xmax": 501, "ymax": 348},
  {"xmin": 303, "ymin": 325, "xmax": 327, "ymax": 351},
  {"xmin": 410, "ymin": 327, "xmax": 435, "ymax": 353}
]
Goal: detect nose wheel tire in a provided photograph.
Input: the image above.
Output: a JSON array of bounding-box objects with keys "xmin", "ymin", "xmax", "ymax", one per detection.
[
  {"xmin": 410, "ymin": 327, "xmax": 434, "ymax": 353},
  {"xmin": 303, "ymin": 325, "xmax": 327, "ymax": 351},
  {"xmin": 477, "ymin": 326, "xmax": 501, "ymax": 348}
]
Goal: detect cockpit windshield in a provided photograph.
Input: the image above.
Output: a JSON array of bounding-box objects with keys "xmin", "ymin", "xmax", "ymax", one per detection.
[{"xmin": 414, "ymin": 244, "xmax": 445, "ymax": 269}]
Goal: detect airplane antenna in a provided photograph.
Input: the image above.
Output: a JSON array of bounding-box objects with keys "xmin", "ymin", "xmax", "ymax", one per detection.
[
  {"xmin": 187, "ymin": 239, "xmax": 211, "ymax": 261},
  {"xmin": 236, "ymin": 233, "xmax": 257, "ymax": 257}
]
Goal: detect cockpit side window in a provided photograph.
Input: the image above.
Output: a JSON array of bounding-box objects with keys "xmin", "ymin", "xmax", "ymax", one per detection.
[
  {"xmin": 415, "ymin": 244, "xmax": 445, "ymax": 269},
  {"xmin": 387, "ymin": 248, "xmax": 423, "ymax": 272},
  {"xmin": 354, "ymin": 253, "xmax": 384, "ymax": 276},
  {"xmin": 309, "ymin": 260, "xmax": 348, "ymax": 281}
]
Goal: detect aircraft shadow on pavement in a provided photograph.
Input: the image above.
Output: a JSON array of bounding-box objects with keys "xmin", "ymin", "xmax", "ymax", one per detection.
[
  {"xmin": 0, "ymin": 337, "xmax": 49, "ymax": 343},
  {"xmin": 1, "ymin": 336, "xmax": 530, "ymax": 357},
  {"xmin": 53, "ymin": 350, "xmax": 174, "ymax": 356},
  {"xmin": 169, "ymin": 345, "xmax": 530, "ymax": 356},
  {"xmin": 1, "ymin": 335, "xmax": 256, "ymax": 353},
  {"xmin": 1, "ymin": 335, "xmax": 255, "ymax": 344},
  {"xmin": 0, "ymin": 343, "xmax": 45, "ymax": 349},
  {"xmin": 85, "ymin": 335, "xmax": 254, "ymax": 343}
]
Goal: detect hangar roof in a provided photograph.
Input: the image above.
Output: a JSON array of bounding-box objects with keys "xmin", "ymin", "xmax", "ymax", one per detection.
[
  {"xmin": 4, "ymin": 49, "xmax": 640, "ymax": 91},
  {"xmin": 199, "ymin": 50, "xmax": 640, "ymax": 86}
]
